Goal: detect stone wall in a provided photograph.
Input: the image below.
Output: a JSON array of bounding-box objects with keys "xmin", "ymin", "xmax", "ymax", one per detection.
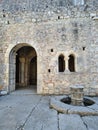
[{"xmin": 0, "ymin": 0, "xmax": 98, "ymax": 95}]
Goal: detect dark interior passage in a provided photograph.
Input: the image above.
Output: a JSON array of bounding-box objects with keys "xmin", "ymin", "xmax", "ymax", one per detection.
[
  {"xmin": 29, "ymin": 56, "xmax": 37, "ymax": 85},
  {"xmin": 16, "ymin": 46, "xmax": 37, "ymax": 89},
  {"xmin": 16, "ymin": 55, "xmax": 19, "ymax": 84}
]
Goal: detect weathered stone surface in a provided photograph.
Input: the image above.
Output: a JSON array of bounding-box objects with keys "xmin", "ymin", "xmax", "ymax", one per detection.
[
  {"xmin": 68, "ymin": 106, "xmax": 98, "ymax": 116},
  {"xmin": 50, "ymin": 96, "xmax": 98, "ymax": 116},
  {"xmin": 50, "ymin": 97, "xmax": 72, "ymax": 114},
  {"xmin": 59, "ymin": 114, "xmax": 87, "ymax": 130},
  {"xmin": 0, "ymin": 90, "xmax": 98, "ymax": 130},
  {"xmin": 70, "ymin": 85, "xmax": 84, "ymax": 106},
  {"xmin": 0, "ymin": 86, "xmax": 3, "ymax": 90},
  {"xmin": 24, "ymin": 96, "xmax": 58, "ymax": 130},
  {"xmin": 0, "ymin": 0, "xmax": 98, "ymax": 95},
  {"xmin": 0, "ymin": 0, "xmax": 93, "ymax": 13},
  {"xmin": 0, "ymin": 93, "xmax": 42, "ymax": 130},
  {"xmin": 82, "ymin": 116, "xmax": 98, "ymax": 130},
  {"xmin": 92, "ymin": 97, "xmax": 98, "ymax": 104},
  {"xmin": 87, "ymin": 104, "xmax": 98, "ymax": 111},
  {"xmin": 0, "ymin": 91, "xmax": 7, "ymax": 95}
]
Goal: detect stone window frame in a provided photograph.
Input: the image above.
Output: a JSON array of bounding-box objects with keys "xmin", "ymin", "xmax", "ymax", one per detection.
[
  {"xmin": 58, "ymin": 54, "xmax": 65, "ymax": 72},
  {"xmin": 68, "ymin": 54, "xmax": 75, "ymax": 72},
  {"xmin": 57, "ymin": 52, "xmax": 77, "ymax": 73},
  {"xmin": 67, "ymin": 52, "xmax": 78, "ymax": 73}
]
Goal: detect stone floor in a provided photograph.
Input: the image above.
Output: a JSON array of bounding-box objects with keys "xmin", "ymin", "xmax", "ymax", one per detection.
[{"xmin": 0, "ymin": 89, "xmax": 98, "ymax": 130}]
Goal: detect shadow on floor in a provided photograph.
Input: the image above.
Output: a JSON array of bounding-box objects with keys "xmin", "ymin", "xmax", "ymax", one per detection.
[{"xmin": 11, "ymin": 85, "xmax": 37, "ymax": 95}]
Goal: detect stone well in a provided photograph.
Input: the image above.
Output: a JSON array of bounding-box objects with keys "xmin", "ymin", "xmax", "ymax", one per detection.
[{"xmin": 70, "ymin": 85, "xmax": 84, "ymax": 106}]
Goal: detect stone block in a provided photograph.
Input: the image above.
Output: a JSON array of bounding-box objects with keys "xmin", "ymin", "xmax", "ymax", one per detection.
[
  {"xmin": 82, "ymin": 116, "xmax": 98, "ymax": 130},
  {"xmin": 0, "ymin": 90, "xmax": 7, "ymax": 95},
  {"xmin": 48, "ymin": 83, "xmax": 54, "ymax": 88},
  {"xmin": 0, "ymin": 85, "xmax": 3, "ymax": 90},
  {"xmin": 59, "ymin": 114, "xmax": 87, "ymax": 130}
]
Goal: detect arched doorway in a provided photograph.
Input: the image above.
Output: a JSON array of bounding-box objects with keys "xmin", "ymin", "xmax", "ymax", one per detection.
[{"xmin": 9, "ymin": 44, "xmax": 37, "ymax": 92}]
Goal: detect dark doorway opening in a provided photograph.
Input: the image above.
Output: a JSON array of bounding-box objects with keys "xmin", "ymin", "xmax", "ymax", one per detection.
[
  {"xmin": 15, "ymin": 46, "xmax": 37, "ymax": 90},
  {"xmin": 29, "ymin": 56, "xmax": 37, "ymax": 85}
]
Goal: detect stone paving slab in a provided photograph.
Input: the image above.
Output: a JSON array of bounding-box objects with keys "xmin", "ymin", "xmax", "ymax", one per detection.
[
  {"xmin": 24, "ymin": 96, "xmax": 58, "ymax": 130},
  {"xmin": 82, "ymin": 116, "xmax": 98, "ymax": 130},
  {"xmin": 59, "ymin": 114, "xmax": 87, "ymax": 130},
  {"xmin": 0, "ymin": 91, "xmax": 98, "ymax": 130},
  {"xmin": 0, "ymin": 94, "xmax": 42, "ymax": 130}
]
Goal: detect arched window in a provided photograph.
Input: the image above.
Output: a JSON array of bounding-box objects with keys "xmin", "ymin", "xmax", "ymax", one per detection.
[
  {"xmin": 68, "ymin": 54, "xmax": 75, "ymax": 72},
  {"xmin": 58, "ymin": 55, "xmax": 65, "ymax": 72}
]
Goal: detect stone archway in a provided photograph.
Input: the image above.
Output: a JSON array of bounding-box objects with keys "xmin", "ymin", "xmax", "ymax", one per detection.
[{"xmin": 9, "ymin": 43, "xmax": 37, "ymax": 92}]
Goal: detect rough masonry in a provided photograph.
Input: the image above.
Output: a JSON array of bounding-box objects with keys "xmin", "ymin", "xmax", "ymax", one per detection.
[{"xmin": 0, "ymin": 0, "xmax": 98, "ymax": 95}]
